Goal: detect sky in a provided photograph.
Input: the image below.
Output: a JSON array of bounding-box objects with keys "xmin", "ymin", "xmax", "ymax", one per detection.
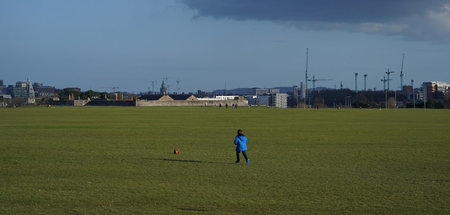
[{"xmin": 1, "ymin": 0, "xmax": 449, "ymax": 93}]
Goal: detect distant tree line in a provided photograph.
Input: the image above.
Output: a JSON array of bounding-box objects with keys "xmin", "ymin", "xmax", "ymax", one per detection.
[{"xmin": 57, "ymin": 89, "xmax": 114, "ymax": 101}]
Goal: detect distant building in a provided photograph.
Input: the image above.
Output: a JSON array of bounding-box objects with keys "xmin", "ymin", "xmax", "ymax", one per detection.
[
  {"xmin": 422, "ymin": 82, "xmax": 432, "ymax": 102},
  {"xmin": 250, "ymin": 88, "xmax": 269, "ymax": 95},
  {"xmin": 170, "ymin": 94, "xmax": 198, "ymax": 101},
  {"xmin": 245, "ymin": 96, "xmax": 257, "ymax": 105},
  {"xmin": 245, "ymin": 95, "xmax": 271, "ymax": 106},
  {"xmin": 269, "ymin": 88, "xmax": 280, "ymax": 94},
  {"xmin": 250, "ymin": 88, "xmax": 281, "ymax": 96},
  {"xmin": 300, "ymin": 82, "xmax": 306, "ymax": 100},
  {"xmin": 402, "ymin": 85, "xmax": 413, "ymax": 100},
  {"xmin": 196, "ymin": 90, "xmax": 207, "ymax": 97},
  {"xmin": 12, "ymin": 80, "xmax": 35, "ymax": 104},
  {"xmin": 0, "ymin": 92, "xmax": 10, "ymax": 107},
  {"xmin": 0, "ymin": 80, "xmax": 5, "ymax": 94},
  {"xmin": 33, "ymin": 82, "xmax": 43, "ymax": 87},
  {"xmin": 272, "ymin": 93, "xmax": 288, "ymax": 108},
  {"xmin": 139, "ymin": 94, "xmax": 168, "ymax": 101},
  {"xmin": 137, "ymin": 94, "xmax": 248, "ymax": 107},
  {"xmin": 431, "ymin": 81, "xmax": 450, "ymax": 95},
  {"xmin": 257, "ymin": 95, "xmax": 271, "ymax": 106},
  {"xmin": 421, "ymin": 81, "xmax": 450, "ymax": 101},
  {"xmin": 0, "ymin": 94, "xmax": 12, "ymax": 100},
  {"xmin": 140, "ymin": 94, "xmax": 197, "ymax": 101},
  {"xmin": 402, "ymin": 85, "xmax": 412, "ymax": 94},
  {"xmin": 33, "ymin": 83, "xmax": 57, "ymax": 97},
  {"xmin": 2, "ymin": 85, "xmax": 13, "ymax": 95},
  {"xmin": 292, "ymin": 85, "xmax": 299, "ymax": 107}
]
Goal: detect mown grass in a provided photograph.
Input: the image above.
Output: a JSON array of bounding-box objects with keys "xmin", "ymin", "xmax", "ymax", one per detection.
[{"xmin": 0, "ymin": 107, "xmax": 449, "ymax": 214}]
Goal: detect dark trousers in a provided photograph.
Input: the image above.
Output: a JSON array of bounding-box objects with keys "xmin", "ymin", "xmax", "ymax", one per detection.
[{"xmin": 236, "ymin": 151, "xmax": 248, "ymax": 162}]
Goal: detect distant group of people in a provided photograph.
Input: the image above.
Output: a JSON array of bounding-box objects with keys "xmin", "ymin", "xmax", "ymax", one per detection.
[{"xmin": 217, "ymin": 103, "xmax": 239, "ymax": 109}]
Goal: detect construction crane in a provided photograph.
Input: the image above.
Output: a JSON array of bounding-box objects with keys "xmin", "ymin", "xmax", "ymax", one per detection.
[
  {"xmin": 411, "ymin": 79, "xmax": 415, "ymax": 110},
  {"xmin": 385, "ymin": 69, "xmax": 395, "ymax": 90},
  {"xmin": 400, "ymin": 53, "xmax": 405, "ymax": 90},
  {"xmin": 101, "ymin": 86, "xmax": 120, "ymax": 101},
  {"xmin": 176, "ymin": 79, "xmax": 181, "ymax": 94},
  {"xmin": 304, "ymin": 48, "xmax": 309, "ymax": 105},
  {"xmin": 308, "ymin": 75, "xmax": 332, "ymax": 90},
  {"xmin": 381, "ymin": 76, "xmax": 393, "ymax": 109},
  {"xmin": 380, "ymin": 77, "xmax": 392, "ymax": 91}
]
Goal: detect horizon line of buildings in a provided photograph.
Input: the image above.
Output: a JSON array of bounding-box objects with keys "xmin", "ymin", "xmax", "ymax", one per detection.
[{"xmin": 1, "ymin": 79, "xmax": 449, "ymax": 108}]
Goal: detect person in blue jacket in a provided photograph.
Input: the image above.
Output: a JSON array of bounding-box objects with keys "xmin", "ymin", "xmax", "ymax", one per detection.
[{"xmin": 234, "ymin": 129, "xmax": 249, "ymax": 165}]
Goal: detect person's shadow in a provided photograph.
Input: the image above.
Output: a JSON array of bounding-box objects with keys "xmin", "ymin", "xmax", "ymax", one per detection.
[{"xmin": 142, "ymin": 157, "xmax": 234, "ymax": 165}]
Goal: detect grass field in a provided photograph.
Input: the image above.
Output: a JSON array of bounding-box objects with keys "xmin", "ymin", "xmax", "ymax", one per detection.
[{"xmin": 0, "ymin": 107, "xmax": 449, "ymax": 214}]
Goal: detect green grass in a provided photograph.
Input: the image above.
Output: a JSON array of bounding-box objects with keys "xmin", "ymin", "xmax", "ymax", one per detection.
[{"xmin": 0, "ymin": 107, "xmax": 449, "ymax": 214}]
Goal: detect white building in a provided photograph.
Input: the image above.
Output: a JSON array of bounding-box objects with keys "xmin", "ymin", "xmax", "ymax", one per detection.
[
  {"xmin": 431, "ymin": 81, "xmax": 450, "ymax": 94},
  {"xmin": 12, "ymin": 80, "xmax": 35, "ymax": 104},
  {"xmin": 271, "ymin": 93, "xmax": 288, "ymax": 108},
  {"xmin": 197, "ymin": 95, "xmax": 240, "ymax": 101}
]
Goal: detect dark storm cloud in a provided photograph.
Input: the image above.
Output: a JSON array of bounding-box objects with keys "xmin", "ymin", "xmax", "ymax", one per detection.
[
  {"xmin": 182, "ymin": 0, "xmax": 439, "ymax": 22},
  {"xmin": 182, "ymin": 0, "xmax": 450, "ymax": 42}
]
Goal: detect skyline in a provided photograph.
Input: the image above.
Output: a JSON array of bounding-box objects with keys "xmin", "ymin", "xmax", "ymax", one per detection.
[{"xmin": 1, "ymin": 0, "xmax": 449, "ymax": 93}]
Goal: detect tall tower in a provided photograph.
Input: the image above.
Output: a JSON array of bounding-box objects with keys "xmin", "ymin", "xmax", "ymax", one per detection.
[
  {"xmin": 411, "ymin": 79, "xmax": 415, "ymax": 109},
  {"xmin": 363, "ymin": 74, "xmax": 368, "ymax": 91},
  {"xmin": 160, "ymin": 80, "xmax": 167, "ymax": 95},
  {"xmin": 26, "ymin": 78, "xmax": 35, "ymax": 104},
  {"xmin": 304, "ymin": 48, "xmax": 309, "ymax": 102},
  {"xmin": 293, "ymin": 85, "xmax": 299, "ymax": 108},
  {"xmin": 400, "ymin": 53, "xmax": 405, "ymax": 90},
  {"xmin": 300, "ymin": 82, "xmax": 306, "ymax": 100},
  {"xmin": 354, "ymin": 73, "xmax": 359, "ymax": 93}
]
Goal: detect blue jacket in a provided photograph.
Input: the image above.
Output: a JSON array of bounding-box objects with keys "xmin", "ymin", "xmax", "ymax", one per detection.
[{"xmin": 234, "ymin": 135, "xmax": 248, "ymax": 151}]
